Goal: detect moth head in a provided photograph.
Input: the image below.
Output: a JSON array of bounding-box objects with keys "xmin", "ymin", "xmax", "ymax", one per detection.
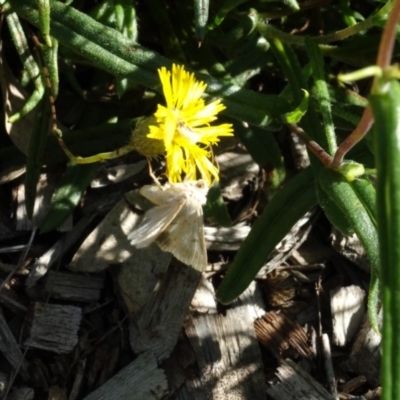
[
  {"xmin": 183, "ymin": 179, "xmax": 208, "ymax": 205},
  {"xmin": 194, "ymin": 180, "xmax": 207, "ymax": 191}
]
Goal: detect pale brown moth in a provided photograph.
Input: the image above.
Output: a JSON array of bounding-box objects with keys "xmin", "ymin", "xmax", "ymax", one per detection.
[{"xmin": 128, "ymin": 180, "xmax": 208, "ymax": 272}]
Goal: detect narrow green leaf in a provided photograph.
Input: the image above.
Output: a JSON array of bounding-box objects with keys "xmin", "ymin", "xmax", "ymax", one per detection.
[
  {"xmin": 305, "ymin": 36, "xmax": 337, "ymax": 156},
  {"xmin": 42, "ymin": 37, "xmax": 59, "ymax": 98},
  {"xmin": 318, "ymin": 168, "xmax": 380, "ymax": 331},
  {"xmin": 281, "ymin": 89, "xmax": 309, "ymax": 124},
  {"xmin": 233, "ymin": 121, "xmax": 285, "ymax": 191},
  {"xmin": 40, "ymin": 164, "xmax": 98, "ymax": 233},
  {"xmin": 282, "ymin": 0, "xmax": 300, "ymax": 11},
  {"xmin": 193, "ymin": 0, "xmax": 209, "ymax": 42},
  {"xmin": 269, "ymin": 37, "xmax": 306, "ymax": 103},
  {"xmin": 217, "ymin": 167, "xmax": 317, "ymax": 304},
  {"xmin": 317, "ymin": 183, "xmax": 354, "ymax": 236},
  {"xmin": 37, "ymin": 0, "xmax": 52, "ymax": 46},
  {"xmin": 204, "ymin": 182, "xmax": 232, "ymax": 227},
  {"xmin": 114, "ymin": 0, "xmax": 137, "ymax": 41},
  {"xmin": 213, "ymin": 0, "xmax": 249, "ymax": 27},
  {"xmin": 10, "ymin": 0, "xmax": 291, "ymax": 127},
  {"xmin": 24, "ymin": 99, "xmax": 50, "ymax": 219},
  {"xmin": 370, "ymin": 78, "xmax": 400, "ymax": 399}
]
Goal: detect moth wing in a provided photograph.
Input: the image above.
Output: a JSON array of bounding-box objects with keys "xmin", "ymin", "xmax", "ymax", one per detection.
[
  {"xmin": 128, "ymin": 200, "xmax": 185, "ymax": 248},
  {"xmin": 155, "ymin": 198, "xmax": 207, "ymax": 272}
]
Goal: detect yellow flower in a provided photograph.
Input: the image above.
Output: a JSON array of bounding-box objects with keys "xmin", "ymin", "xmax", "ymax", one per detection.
[{"xmin": 148, "ymin": 64, "xmax": 233, "ymax": 186}]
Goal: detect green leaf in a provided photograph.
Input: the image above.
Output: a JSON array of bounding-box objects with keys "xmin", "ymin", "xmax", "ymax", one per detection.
[
  {"xmin": 318, "ymin": 168, "xmax": 379, "ymax": 331},
  {"xmin": 40, "ymin": 164, "xmax": 98, "ymax": 232},
  {"xmin": 204, "ymin": 182, "xmax": 232, "ymax": 227},
  {"xmin": 193, "ymin": 0, "xmax": 209, "ymax": 42},
  {"xmin": 24, "ymin": 99, "xmax": 50, "ymax": 219},
  {"xmin": 281, "ymin": 89, "xmax": 309, "ymax": 124},
  {"xmin": 233, "ymin": 121, "xmax": 285, "ymax": 191},
  {"xmin": 317, "ymin": 182, "xmax": 354, "ymax": 236},
  {"xmin": 370, "ymin": 78, "xmax": 400, "ymax": 399},
  {"xmin": 217, "ymin": 167, "xmax": 317, "ymax": 304},
  {"xmin": 10, "ymin": 0, "xmax": 291, "ymax": 127},
  {"xmin": 305, "ymin": 36, "xmax": 337, "ymax": 156},
  {"xmin": 213, "ymin": 0, "xmax": 249, "ymax": 27}
]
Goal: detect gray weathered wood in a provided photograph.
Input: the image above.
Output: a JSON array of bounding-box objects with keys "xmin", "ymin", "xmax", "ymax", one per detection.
[
  {"xmin": 331, "ymin": 228, "xmax": 369, "ymax": 273},
  {"xmin": 26, "ymin": 215, "xmax": 96, "ymax": 288},
  {"xmin": 129, "ymin": 262, "xmax": 201, "ymax": 362},
  {"xmin": 7, "ymin": 388, "xmax": 34, "ymax": 400},
  {"xmin": 0, "ymin": 286, "xmax": 28, "ymax": 313},
  {"xmin": 117, "ymin": 244, "xmax": 171, "ymax": 314},
  {"xmin": 176, "ymin": 283, "xmax": 266, "ymax": 400},
  {"xmin": 204, "ymin": 224, "xmax": 250, "ymax": 251},
  {"xmin": 69, "ymin": 358, "xmax": 86, "ymax": 400},
  {"xmin": 0, "ymin": 307, "xmax": 27, "ymax": 375},
  {"xmin": 16, "ymin": 174, "xmax": 72, "ymax": 231},
  {"xmin": 68, "ymin": 191, "xmax": 145, "ymax": 273},
  {"xmin": 0, "ymin": 372, "xmax": 8, "ymax": 398},
  {"xmin": 24, "ymin": 303, "xmax": 81, "ymax": 354},
  {"xmin": 217, "ymin": 150, "xmax": 259, "ymax": 201},
  {"xmin": 342, "ymin": 313, "xmax": 381, "ymax": 386},
  {"xmin": 266, "ymin": 358, "xmax": 335, "ymax": 400},
  {"xmin": 330, "ymin": 285, "xmax": 365, "ymax": 346},
  {"xmin": 254, "ymin": 311, "xmax": 313, "ymax": 359},
  {"xmin": 322, "ymin": 333, "xmax": 338, "ymax": 400},
  {"xmin": 83, "ymin": 351, "xmax": 168, "ymax": 400},
  {"xmin": 48, "ymin": 385, "xmax": 67, "ymax": 400},
  {"xmin": 44, "ymin": 271, "xmax": 103, "ymax": 302}
]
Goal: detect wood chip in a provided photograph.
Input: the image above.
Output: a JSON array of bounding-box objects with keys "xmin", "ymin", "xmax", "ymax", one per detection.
[
  {"xmin": 0, "ymin": 285, "xmax": 28, "ymax": 313},
  {"xmin": 266, "ymin": 358, "xmax": 335, "ymax": 400},
  {"xmin": 90, "ymin": 161, "xmax": 147, "ymax": 188},
  {"xmin": 48, "ymin": 385, "xmax": 67, "ymax": 400},
  {"xmin": 15, "ymin": 174, "xmax": 72, "ymax": 231},
  {"xmin": 322, "ymin": 333, "xmax": 338, "ymax": 399},
  {"xmin": 178, "ymin": 282, "xmax": 265, "ymax": 400},
  {"xmin": 82, "ymin": 351, "xmax": 168, "ymax": 400},
  {"xmin": 204, "ymin": 223, "xmax": 250, "ymax": 251},
  {"xmin": 0, "ymin": 372, "xmax": 8, "ymax": 398},
  {"xmin": 26, "ymin": 215, "xmax": 96, "ymax": 288},
  {"xmin": 24, "ymin": 303, "xmax": 81, "ymax": 354},
  {"xmin": 44, "ymin": 271, "xmax": 103, "ymax": 302},
  {"xmin": 7, "ymin": 388, "xmax": 34, "ymax": 400},
  {"xmin": 129, "ymin": 262, "xmax": 202, "ymax": 362},
  {"xmin": 117, "ymin": 244, "xmax": 171, "ymax": 314},
  {"xmin": 342, "ymin": 313, "xmax": 381, "ymax": 386},
  {"xmin": 340, "ymin": 375, "xmax": 367, "ymax": 394},
  {"xmin": 217, "ymin": 150, "xmax": 259, "ymax": 201},
  {"xmin": 190, "ymin": 275, "xmax": 217, "ymax": 313},
  {"xmin": 363, "ymin": 387, "xmax": 381, "ymax": 400},
  {"xmin": 69, "ymin": 359, "xmax": 87, "ymax": 400},
  {"xmin": 330, "ymin": 285, "xmax": 366, "ymax": 346},
  {"xmin": 69, "ymin": 191, "xmax": 144, "ymax": 273},
  {"xmin": 255, "ymin": 311, "xmax": 313, "ymax": 359},
  {"xmin": 0, "ymin": 308, "xmax": 28, "ymax": 374},
  {"xmin": 330, "ymin": 229, "xmax": 369, "ymax": 273}
]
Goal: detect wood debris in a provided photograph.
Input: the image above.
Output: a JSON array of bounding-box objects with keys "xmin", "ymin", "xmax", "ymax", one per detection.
[
  {"xmin": 82, "ymin": 352, "xmax": 168, "ymax": 400},
  {"xmin": 330, "ymin": 285, "xmax": 366, "ymax": 347},
  {"xmin": 24, "ymin": 303, "xmax": 81, "ymax": 353},
  {"xmin": 44, "ymin": 270, "xmax": 103, "ymax": 302},
  {"xmin": 266, "ymin": 358, "xmax": 335, "ymax": 400},
  {"xmin": 255, "ymin": 311, "xmax": 313, "ymax": 359}
]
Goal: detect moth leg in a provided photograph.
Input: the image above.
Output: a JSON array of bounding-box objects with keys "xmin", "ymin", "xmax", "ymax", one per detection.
[{"xmin": 146, "ymin": 157, "xmax": 163, "ymax": 188}]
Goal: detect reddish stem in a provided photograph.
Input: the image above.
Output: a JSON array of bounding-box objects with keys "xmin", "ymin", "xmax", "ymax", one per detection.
[{"xmin": 331, "ymin": 0, "xmax": 400, "ymax": 169}]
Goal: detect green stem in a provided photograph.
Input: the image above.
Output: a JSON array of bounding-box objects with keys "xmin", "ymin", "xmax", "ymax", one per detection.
[{"xmin": 257, "ymin": 1, "xmax": 392, "ymax": 46}]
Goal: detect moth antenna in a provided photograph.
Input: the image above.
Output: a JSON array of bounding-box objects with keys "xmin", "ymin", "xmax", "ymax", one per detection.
[{"xmin": 146, "ymin": 156, "xmax": 163, "ymax": 188}]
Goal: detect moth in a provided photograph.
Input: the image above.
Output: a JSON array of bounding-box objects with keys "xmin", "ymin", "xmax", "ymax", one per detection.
[{"xmin": 128, "ymin": 180, "xmax": 208, "ymax": 272}]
